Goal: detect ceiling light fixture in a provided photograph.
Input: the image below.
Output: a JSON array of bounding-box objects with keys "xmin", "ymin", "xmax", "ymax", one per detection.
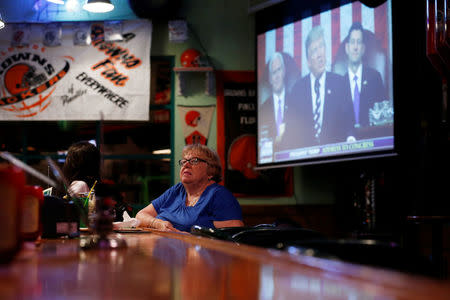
[
  {"xmin": 65, "ymin": 0, "xmax": 80, "ymax": 11},
  {"xmin": 83, "ymin": 0, "xmax": 114, "ymax": 13},
  {"xmin": 0, "ymin": 13, "xmax": 5, "ymax": 30},
  {"xmin": 47, "ymin": 0, "xmax": 65, "ymax": 4}
]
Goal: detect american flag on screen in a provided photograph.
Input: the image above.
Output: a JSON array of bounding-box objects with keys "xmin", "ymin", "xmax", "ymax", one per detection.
[{"xmin": 257, "ymin": 1, "xmax": 392, "ymax": 79}]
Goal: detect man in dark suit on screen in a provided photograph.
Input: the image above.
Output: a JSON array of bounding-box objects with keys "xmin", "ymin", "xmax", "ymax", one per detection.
[
  {"xmin": 344, "ymin": 22, "xmax": 386, "ymax": 138},
  {"xmin": 285, "ymin": 25, "xmax": 354, "ymax": 148},
  {"xmin": 259, "ymin": 52, "xmax": 289, "ymax": 154}
]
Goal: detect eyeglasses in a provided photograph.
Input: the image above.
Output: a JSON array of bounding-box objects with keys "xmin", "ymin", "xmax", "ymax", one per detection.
[{"xmin": 178, "ymin": 157, "xmax": 208, "ymax": 167}]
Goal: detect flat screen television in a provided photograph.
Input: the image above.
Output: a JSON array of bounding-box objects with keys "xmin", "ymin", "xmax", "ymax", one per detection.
[{"xmin": 256, "ymin": 0, "xmax": 396, "ymax": 168}]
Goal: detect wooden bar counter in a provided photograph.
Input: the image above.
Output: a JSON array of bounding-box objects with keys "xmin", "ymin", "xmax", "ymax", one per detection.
[{"xmin": 1, "ymin": 230, "xmax": 450, "ymax": 299}]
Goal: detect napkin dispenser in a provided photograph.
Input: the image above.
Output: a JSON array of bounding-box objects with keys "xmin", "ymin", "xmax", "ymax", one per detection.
[{"xmin": 41, "ymin": 196, "xmax": 80, "ymax": 238}]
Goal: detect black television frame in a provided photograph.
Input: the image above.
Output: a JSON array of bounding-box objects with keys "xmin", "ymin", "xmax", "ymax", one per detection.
[{"xmin": 255, "ymin": 0, "xmax": 398, "ymax": 169}]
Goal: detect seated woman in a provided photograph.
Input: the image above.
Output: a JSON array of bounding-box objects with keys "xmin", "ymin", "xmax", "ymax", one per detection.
[
  {"xmin": 63, "ymin": 140, "xmax": 132, "ymax": 222},
  {"xmin": 63, "ymin": 141, "xmax": 100, "ymax": 198},
  {"xmin": 136, "ymin": 144, "xmax": 244, "ymax": 232}
]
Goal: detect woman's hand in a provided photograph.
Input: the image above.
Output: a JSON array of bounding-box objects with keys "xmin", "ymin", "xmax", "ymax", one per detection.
[
  {"xmin": 135, "ymin": 203, "xmax": 181, "ymax": 232},
  {"xmin": 153, "ymin": 219, "xmax": 181, "ymax": 232}
]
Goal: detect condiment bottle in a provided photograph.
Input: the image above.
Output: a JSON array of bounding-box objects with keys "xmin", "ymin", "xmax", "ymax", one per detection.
[
  {"xmin": 21, "ymin": 185, "xmax": 43, "ymax": 241},
  {"xmin": 0, "ymin": 164, "xmax": 25, "ymax": 263}
]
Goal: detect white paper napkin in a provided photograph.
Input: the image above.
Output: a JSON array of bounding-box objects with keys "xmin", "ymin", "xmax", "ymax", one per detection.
[{"xmin": 113, "ymin": 211, "xmax": 141, "ymax": 229}]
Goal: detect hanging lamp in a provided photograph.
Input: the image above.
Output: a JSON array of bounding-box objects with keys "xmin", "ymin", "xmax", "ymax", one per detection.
[
  {"xmin": 47, "ymin": 0, "xmax": 65, "ymax": 4},
  {"xmin": 0, "ymin": 12, "xmax": 5, "ymax": 29},
  {"xmin": 83, "ymin": 0, "xmax": 114, "ymax": 13}
]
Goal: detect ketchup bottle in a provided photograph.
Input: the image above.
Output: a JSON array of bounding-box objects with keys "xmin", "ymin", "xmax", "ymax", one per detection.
[
  {"xmin": 21, "ymin": 185, "xmax": 44, "ymax": 241},
  {"xmin": 0, "ymin": 164, "xmax": 25, "ymax": 263}
]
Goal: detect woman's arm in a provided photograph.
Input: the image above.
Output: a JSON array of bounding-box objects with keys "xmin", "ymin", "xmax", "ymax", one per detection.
[
  {"xmin": 135, "ymin": 203, "xmax": 158, "ymax": 227},
  {"xmin": 136, "ymin": 204, "xmax": 180, "ymax": 232},
  {"xmin": 213, "ymin": 219, "xmax": 244, "ymax": 228},
  {"xmin": 210, "ymin": 186, "xmax": 244, "ymax": 229}
]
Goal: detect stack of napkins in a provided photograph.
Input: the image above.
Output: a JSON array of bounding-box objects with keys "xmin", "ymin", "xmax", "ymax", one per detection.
[{"xmin": 113, "ymin": 211, "xmax": 141, "ymax": 230}]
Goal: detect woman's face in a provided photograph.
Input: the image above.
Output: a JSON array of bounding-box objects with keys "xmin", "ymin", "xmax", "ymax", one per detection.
[{"xmin": 179, "ymin": 151, "xmax": 210, "ymax": 185}]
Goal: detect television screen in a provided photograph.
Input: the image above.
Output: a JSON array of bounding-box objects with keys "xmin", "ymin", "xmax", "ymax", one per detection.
[{"xmin": 257, "ymin": 0, "xmax": 395, "ymax": 168}]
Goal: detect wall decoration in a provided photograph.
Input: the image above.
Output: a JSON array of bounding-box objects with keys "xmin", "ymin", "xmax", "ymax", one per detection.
[
  {"xmin": 73, "ymin": 22, "xmax": 91, "ymax": 46},
  {"xmin": 216, "ymin": 71, "xmax": 293, "ymax": 196},
  {"xmin": 43, "ymin": 23, "xmax": 62, "ymax": 47},
  {"xmin": 168, "ymin": 20, "xmax": 188, "ymax": 43},
  {"xmin": 11, "ymin": 24, "xmax": 31, "ymax": 47},
  {"xmin": 104, "ymin": 21, "xmax": 123, "ymax": 42},
  {"xmin": 177, "ymin": 105, "xmax": 215, "ymax": 145},
  {"xmin": 0, "ymin": 20, "xmax": 151, "ymax": 120}
]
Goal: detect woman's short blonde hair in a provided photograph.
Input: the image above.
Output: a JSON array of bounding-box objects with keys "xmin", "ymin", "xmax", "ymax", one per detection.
[{"xmin": 181, "ymin": 144, "xmax": 222, "ymax": 182}]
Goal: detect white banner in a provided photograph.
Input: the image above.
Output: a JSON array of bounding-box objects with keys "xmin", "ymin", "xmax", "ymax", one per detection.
[
  {"xmin": 177, "ymin": 105, "xmax": 215, "ymax": 145},
  {"xmin": 0, "ymin": 20, "xmax": 151, "ymax": 120}
]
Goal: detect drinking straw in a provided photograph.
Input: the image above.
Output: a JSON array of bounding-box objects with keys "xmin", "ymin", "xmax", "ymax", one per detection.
[{"xmin": 85, "ymin": 180, "xmax": 98, "ymax": 206}]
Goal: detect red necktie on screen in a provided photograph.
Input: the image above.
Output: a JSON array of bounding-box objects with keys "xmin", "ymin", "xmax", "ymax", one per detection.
[
  {"xmin": 313, "ymin": 78, "xmax": 321, "ymax": 139},
  {"xmin": 353, "ymin": 75, "xmax": 360, "ymax": 125},
  {"xmin": 277, "ymin": 98, "xmax": 282, "ymax": 136}
]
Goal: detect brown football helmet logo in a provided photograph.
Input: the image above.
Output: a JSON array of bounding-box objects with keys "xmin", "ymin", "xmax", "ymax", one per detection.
[{"xmin": 4, "ymin": 63, "xmax": 46, "ymax": 95}]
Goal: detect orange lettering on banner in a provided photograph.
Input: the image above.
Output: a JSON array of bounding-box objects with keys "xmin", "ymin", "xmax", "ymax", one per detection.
[
  {"xmin": 19, "ymin": 90, "xmax": 35, "ymax": 99},
  {"xmin": 92, "ymin": 58, "xmax": 114, "ymax": 70},
  {"xmin": 93, "ymin": 41, "xmax": 142, "ymax": 70},
  {"xmin": 48, "ymin": 76, "xmax": 59, "ymax": 86},
  {"xmin": 92, "ymin": 58, "xmax": 129, "ymax": 86},
  {"xmin": 35, "ymin": 83, "xmax": 47, "ymax": 94},
  {"xmin": 57, "ymin": 69, "xmax": 67, "ymax": 79},
  {"xmin": 6, "ymin": 97, "xmax": 18, "ymax": 104},
  {"xmin": 101, "ymin": 68, "xmax": 129, "ymax": 86}
]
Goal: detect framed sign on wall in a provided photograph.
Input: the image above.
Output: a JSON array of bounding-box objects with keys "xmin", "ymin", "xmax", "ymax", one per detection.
[{"xmin": 216, "ymin": 71, "xmax": 293, "ymax": 197}]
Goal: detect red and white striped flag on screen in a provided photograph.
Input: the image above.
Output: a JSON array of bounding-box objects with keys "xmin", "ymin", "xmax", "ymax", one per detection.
[{"xmin": 257, "ymin": 1, "xmax": 391, "ymax": 79}]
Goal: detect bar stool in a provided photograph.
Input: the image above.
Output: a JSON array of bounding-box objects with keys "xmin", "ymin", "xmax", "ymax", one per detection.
[{"xmin": 190, "ymin": 224, "xmax": 324, "ymax": 249}]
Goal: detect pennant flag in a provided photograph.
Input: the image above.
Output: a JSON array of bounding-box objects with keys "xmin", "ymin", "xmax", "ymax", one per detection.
[{"xmin": 177, "ymin": 105, "xmax": 215, "ymax": 145}]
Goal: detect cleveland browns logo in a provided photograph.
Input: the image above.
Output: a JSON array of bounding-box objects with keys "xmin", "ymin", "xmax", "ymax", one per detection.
[
  {"xmin": 0, "ymin": 45, "xmax": 72, "ymax": 118},
  {"xmin": 185, "ymin": 110, "xmax": 201, "ymax": 127},
  {"xmin": 4, "ymin": 64, "xmax": 47, "ymax": 95}
]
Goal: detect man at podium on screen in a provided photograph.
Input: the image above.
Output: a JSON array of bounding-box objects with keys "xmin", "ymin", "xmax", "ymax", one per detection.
[
  {"xmin": 344, "ymin": 22, "xmax": 386, "ymax": 137},
  {"xmin": 285, "ymin": 25, "xmax": 354, "ymax": 148}
]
